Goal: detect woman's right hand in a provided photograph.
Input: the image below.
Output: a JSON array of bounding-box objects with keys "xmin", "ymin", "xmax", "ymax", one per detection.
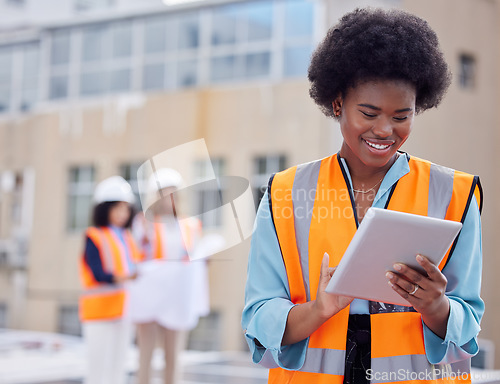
[
  {"xmin": 113, "ymin": 272, "xmax": 138, "ymax": 284},
  {"xmin": 313, "ymin": 253, "xmax": 353, "ymax": 321},
  {"xmin": 282, "ymin": 253, "xmax": 353, "ymax": 346}
]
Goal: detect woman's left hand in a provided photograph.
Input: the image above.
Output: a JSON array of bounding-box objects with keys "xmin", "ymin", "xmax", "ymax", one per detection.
[{"xmin": 385, "ymin": 254, "xmax": 450, "ymax": 339}]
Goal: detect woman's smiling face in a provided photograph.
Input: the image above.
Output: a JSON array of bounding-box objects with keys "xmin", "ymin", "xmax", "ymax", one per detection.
[{"xmin": 334, "ymin": 80, "xmax": 416, "ymax": 171}]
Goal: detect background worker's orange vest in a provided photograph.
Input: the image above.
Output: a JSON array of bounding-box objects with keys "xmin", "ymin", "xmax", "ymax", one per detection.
[
  {"xmin": 145, "ymin": 217, "xmax": 201, "ymax": 261},
  {"xmin": 79, "ymin": 227, "xmax": 140, "ymax": 322},
  {"xmin": 269, "ymin": 153, "xmax": 482, "ymax": 384}
]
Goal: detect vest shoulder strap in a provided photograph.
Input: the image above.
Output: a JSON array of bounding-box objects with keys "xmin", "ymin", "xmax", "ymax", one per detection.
[
  {"xmin": 86, "ymin": 227, "xmax": 103, "ymax": 248},
  {"xmin": 269, "ymin": 165, "xmax": 307, "ymax": 304}
]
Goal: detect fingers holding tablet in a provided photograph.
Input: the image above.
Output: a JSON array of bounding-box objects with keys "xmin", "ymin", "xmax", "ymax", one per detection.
[{"xmin": 386, "ymin": 254, "xmax": 448, "ymax": 309}]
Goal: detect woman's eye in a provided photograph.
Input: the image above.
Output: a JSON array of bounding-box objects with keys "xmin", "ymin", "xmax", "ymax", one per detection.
[
  {"xmin": 361, "ymin": 111, "xmax": 376, "ymax": 118},
  {"xmin": 393, "ymin": 116, "xmax": 408, "ymax": 121}
]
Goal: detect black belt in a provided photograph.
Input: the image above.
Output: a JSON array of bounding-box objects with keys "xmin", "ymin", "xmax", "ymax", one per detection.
[{"xmin": 343, "ymin": 314, "xmax": 371, "ymax": 384}]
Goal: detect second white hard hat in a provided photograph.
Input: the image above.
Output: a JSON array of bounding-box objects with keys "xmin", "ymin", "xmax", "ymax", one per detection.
[
  {"xmin": 94, "ymin": 176, "xmax": 135, "ymax": 204},
  {"xmin": 148, "ymin": 168, "xmax": 183, "ymax": 192}
]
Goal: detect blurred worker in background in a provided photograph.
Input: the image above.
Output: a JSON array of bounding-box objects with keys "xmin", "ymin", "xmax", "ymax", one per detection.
[
  {"xmin": 130, "ymin": 168, "xmax": 209, "ymax": 384},
  {"xmin": 79, "ymin": 176, "xmax": 140, "ymax": 384}
]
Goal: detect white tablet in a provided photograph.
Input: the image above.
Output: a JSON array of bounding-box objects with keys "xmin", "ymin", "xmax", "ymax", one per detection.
[{"xmin": 325, "ymin": 207, "xmax": 462, "ymax": 306}]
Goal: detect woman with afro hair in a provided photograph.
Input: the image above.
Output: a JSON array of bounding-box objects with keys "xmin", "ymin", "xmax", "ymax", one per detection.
[{"xmin": 243, "ymin": 7, "xmax": 483, "ymax": 384}]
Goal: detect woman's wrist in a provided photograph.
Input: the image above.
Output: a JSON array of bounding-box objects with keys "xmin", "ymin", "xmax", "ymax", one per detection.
[
  {"xmin": 312, "ymin": 298, "xmax": 338, "ymax": 323},
  {"xmin": 421, "ymin": 296, "xmax": 450, "ymax": 339},
  {"xmin": 283, "ymin": 300, "xmax": 330, "ymax": 346}
]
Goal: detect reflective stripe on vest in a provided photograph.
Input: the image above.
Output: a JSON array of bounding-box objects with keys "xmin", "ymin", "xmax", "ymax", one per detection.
[
  {"xmin": 370, "ymin": 355, "xmax": 471, "ymax": 383},
  {"xmin": 269, "ymin": 153, "xmax": 481, "ymax": 383},
  {"xmin": 79, "ymin": 227, "xmax": 139, "ymax": 322}
]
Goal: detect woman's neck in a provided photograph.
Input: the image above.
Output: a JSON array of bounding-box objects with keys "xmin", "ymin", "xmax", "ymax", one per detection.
[{"xmin": 339, "ymin": 145, "xmax": 398, "ymax": 183}]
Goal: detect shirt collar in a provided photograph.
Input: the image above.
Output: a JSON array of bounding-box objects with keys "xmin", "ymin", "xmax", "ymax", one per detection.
[
  {"xmin": 338, "ymin": 151, "xmax": 410, "ymax": 205},
  {"xmin": 110, "ymin": 225, "xmax": 125, "ymax": 234}
]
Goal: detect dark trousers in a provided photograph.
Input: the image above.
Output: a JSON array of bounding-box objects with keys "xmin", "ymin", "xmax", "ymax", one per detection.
[{"xmin": 343, "ymin": 315, "xmax": 371, "ymax": 384}]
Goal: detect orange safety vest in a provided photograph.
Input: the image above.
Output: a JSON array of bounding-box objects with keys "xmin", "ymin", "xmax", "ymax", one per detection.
[
  {"xmin": 268, "ymin": 153, "xmax": 482, "ymax": 384},
  {"xmin": 145, "ymin": 217, "xmax": 201, "ymax": 261},
  {"xmin": 79, "ymin": 226, "xmax": 141, "ymax": 322}
]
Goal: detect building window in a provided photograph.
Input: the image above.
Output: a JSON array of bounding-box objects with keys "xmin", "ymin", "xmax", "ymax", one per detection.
[
  {"xmin": 79, "ymin": 21, "xmax": 133, "ymax": 96},
  {"xmin": 80, "ymin": 24, "xmax": 108, "ymax": 96},
  {"xmin": 50, "ymin": 29, "xmax": 71, "ymax": 100},
  {"xmin": 210, "ymin": 1, "xmax": 273, "ymax": 82},
  {"xmin": 246, "ymin": 51, "xmax": 271, "ymax": 78},
  {"xmin": 142, "ymin": 14, "xmax": 171, "ymax": 89},
  {"xmin": 178, "ymin": 59, "xmax": 198, "ymax": 87},
  {"xmin": 193, "ymin": 158, "xmax": 225, "ymax": 228},
  {"xmin": 143, "ymin": 63, "xmax": 166, "ymax": 91},
  {"xmin": 50, "ymin": 30, "xmax": 71, "ymax": 66},
  {"xmin": 67, "ymin": 166, "xmax": 95, "ymax": 231},
  {"xmin": 187, "ymin": 311, "xmax": 222, "ymax": 351},
  {"xmin": 211, "ymin": 4, "xmax": 239, "ymax": 46},
  {"xmin": 11, "ymin": 172, "xmax": 24, "ymax": 226},
  {"xmin": 178, "ymin": 13, "xmax": 200, "ymax": 49},
  {"xmin": 211, "ymin": 1, "xmax": 273, "ymax": 45},
  {"xmin": 0, "ymin": 47, "xmax": 12, "ymax": 113},
  {"xmin": 120, "ymin": 162, "xmax": 143, "ymax": 209},
  {"xmin": 471, "ymin": 339, "xmax": 495, "ymax": 369},
  {"xmin": 246, "ymin": 1, "xmax": 273, "ymax": 42},
  {"xmin": 75, "ymin": 0, "xmax": 113, "ymax": 12},
  {"xmin": 284, "ymin": 0, "xmax": 313, "ymax": 38},
  {"xmin": 0, "ymin": 42, "xmax": 41, "ymax": 113},
  {"xmin": 143, "ymin": 16, "xmax": 169, "ymax": 54},
  {"xmin": 210, "ymin": 55, "xmax": 238, "ymax": 82},
  {"xmin": 58, "ymin": 305, "xmax": 81, "ymax": 336},
  {"xmin": 2, "ymin": 0, "xmax": 314, "ymax": 112},
  {"xmin": 142, "ymin": 11, "xmax": 200, "ymax": 91},
  {"xmin": 82, "ymin": 24, "xmax": 107, "ymax": 63},
  {"xmin": 252, "ymin": 155, "xmax": 286, "ymax": 208},
  {"xmin": 0, "ymin": 303, "xmax": 6, "ymax": 327},
  {"xmin": 284, "ymin": 45, "xmax": 311, "ymax": 77},
  {"xmin": 20, "ymin": 44, "xmax": 40, "ymax": 111},
  {"xmin": 6, "ymin": 0, "xmax": 25, "ymax": 7},
  {"xmin": 111, "ymin": 20, "xmax": 133, "ymax": 59},
  {"xmin": 459, "ymin": 54, "xmax": 476, "ymax": 89},
  {"xmin": 80, "ymin": 72, "xmax": 106, "ymax": 96},
  {"xmin": 0, "ymin": 250, "xmax": 7, "ymax": 267},
  {"xmin": 283, "ymin": 0, "xmax": 314, "ymax": 78}
]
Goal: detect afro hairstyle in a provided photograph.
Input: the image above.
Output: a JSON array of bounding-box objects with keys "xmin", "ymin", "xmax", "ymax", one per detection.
[{"xmin": 308, "ymin": 7, "xmax": 452, "ymax": 117}]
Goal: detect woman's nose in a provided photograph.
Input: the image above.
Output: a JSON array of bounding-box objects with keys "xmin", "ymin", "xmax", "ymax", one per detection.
[{"xmin": 371, "ymin": 118, "xmax": 393, "ymax": 138}]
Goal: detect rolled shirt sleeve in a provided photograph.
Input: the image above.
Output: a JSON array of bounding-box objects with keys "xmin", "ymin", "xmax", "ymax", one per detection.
[
  {"xmin": 423, "ymin": 196, "xmax": 484, "ymax": 364},
  {"xmin": 242, "ymin": 190, "xmax": 308, "ymax": 370}
]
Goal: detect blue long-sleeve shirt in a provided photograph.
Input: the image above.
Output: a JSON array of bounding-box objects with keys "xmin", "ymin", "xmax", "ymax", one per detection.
[{"xmin": 242, "ymin": 154, "xmax": 484, "ymax": 369}]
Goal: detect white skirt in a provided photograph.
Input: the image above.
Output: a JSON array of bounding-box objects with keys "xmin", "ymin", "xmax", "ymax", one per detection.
[{"xmin": 126, "ymin": 259, "xmax": 210, "ymax": 330}]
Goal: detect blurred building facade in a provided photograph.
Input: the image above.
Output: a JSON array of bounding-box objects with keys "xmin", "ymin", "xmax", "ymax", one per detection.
[{"xmin": 0, "ymin": 0, "xmax": 498, "ymax": 365}]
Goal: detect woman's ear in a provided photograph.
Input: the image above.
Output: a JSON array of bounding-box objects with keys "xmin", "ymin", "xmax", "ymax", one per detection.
[{"xmin": 332, "ymin": 97, "xmax": 342, "ymax": 117}]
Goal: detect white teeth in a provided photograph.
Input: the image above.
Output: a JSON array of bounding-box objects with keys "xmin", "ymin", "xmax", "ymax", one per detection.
[{"xmin": 365, "ymin": 140, "xmax": 390, "ymax": 150}]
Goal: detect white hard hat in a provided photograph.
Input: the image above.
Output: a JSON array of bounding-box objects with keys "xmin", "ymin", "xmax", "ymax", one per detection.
[
  {"xmin": 148, "ymin": 168, "xmax": 183, "ymax": 192},
  {"xmin": 94, "ymin": 176, "xmax": 135, "ymax": 204}
]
